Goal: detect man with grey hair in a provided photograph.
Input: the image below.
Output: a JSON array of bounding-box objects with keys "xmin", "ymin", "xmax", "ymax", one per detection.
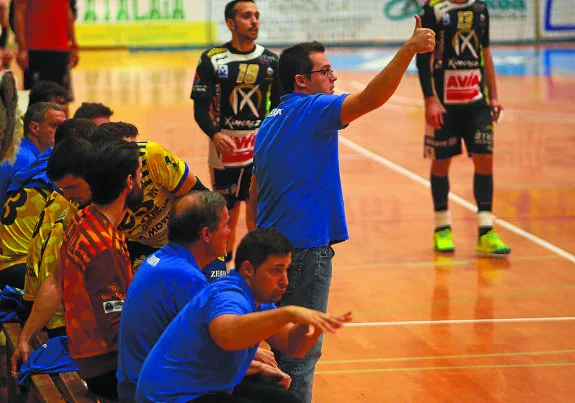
[
  {"xmin": 117, "ymin": 191, "xmax": 232, "ymax": 401},
  {"xmin": 0, "ymin": 102, "xmax": 65, "ymax": 214}
]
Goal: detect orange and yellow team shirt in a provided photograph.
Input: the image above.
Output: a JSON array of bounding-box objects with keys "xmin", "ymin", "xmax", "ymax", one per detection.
[
  {"xmin": 61, "ymin": 205, "xmax": 132, "ymax": 360},
  {"xmin": 120, "ymin": 141, "xmax": 189, "ymax": 249},
  {"xmin": 0, "ymin": 187, "xmax": 50, "ymax": 271}
]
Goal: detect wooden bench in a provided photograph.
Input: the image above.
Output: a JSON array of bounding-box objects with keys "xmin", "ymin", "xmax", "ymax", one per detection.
[{"xmin": 1, "ymin": 322, "xmax": 98, "ymax": 402}]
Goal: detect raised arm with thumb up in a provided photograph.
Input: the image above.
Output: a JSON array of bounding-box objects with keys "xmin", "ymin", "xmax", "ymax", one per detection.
[
  {"xmin": 407, "ymin": 15, "xmax": 436, "ymax": 54},
  {"xmin": 339, "ymin": 14, "xmax": 437, "ymax": 125}
]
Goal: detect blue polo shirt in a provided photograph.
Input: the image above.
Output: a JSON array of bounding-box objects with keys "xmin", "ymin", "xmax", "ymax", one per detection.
[
  {"xmin": 6, "ymin": 149, "xmax": 54, "ymax": 195},
  {"xmin": 117, "ymin": 242, "xmax": 210, "ymax": 402},
  {"xmin": 253, "ymin": 92, "xmax": 349, "ymax": 248},
  {"xmin": 0, "ymin": 138, "xmax": 40, "ymax": 215},
  {"xmin": 135, "ymin": 271, "xmax": 275, "ymax": 403}
]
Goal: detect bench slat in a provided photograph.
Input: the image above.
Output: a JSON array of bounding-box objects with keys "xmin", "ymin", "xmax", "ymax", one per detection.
[{"xmin": 28, "ymin": 373, "xmax": 65, "ymax": 402}]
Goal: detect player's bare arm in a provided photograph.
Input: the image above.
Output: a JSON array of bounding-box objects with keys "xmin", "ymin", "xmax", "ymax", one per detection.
[
  {"xmin": 483, "ymin": 47, "xmax": 503, "ymax": 122},
  {"xmin": 341, "ymin": 16, "xmax": 435, "ymax": 126}
]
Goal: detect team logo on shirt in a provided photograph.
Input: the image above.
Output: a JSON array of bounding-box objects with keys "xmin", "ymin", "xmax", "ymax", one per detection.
[
  {"xmin": 217, "ymin": 65, "xmax": 229, "ymax": 79},
  {"xmin": 230, "ymin": 84, "xmax": 263, "ymax": 117},
  {"xmin": 452, "ymin": 31, "xmax": 479, "ymax": 58},
  {"xmin": 443, "ymin": 69, "xmax": 483, "ymax": 104},
  {"xmin": 147, "ymin": 254, "xmax": 160, "ymax": 267},
  {"xmin": 442, "ymin": 13, "xmax": 450, "ymax": 26},
  {"xmin": 103, "ymin": 300, "xmax": 124, "ymax": 314}
]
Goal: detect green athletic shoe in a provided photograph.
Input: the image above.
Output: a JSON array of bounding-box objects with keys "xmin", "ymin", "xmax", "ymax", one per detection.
[
  {"xmin": 475, "ymin": 230, "xmax": 511, "ymax": 255},
  {"xmin": 434, "ymin": 228, "xmax": 455, "ymax": 252}
]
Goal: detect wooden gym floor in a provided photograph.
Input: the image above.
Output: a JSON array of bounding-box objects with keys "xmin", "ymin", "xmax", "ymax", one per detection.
[{"xmin": 26, "ymin": 44, "xmax": 575, "ymax": 402}]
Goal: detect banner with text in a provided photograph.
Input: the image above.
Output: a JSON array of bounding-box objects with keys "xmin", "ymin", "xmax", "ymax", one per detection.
[
  {"xmin": 75, "ymin": 0, "xmax": 213, "ymax": 47},
  {"xmin": 210, "ymin": 0, "xmax": 536, "ymax": 45}
]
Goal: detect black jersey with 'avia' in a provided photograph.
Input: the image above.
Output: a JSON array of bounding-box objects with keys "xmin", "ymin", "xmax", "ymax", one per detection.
[
  {"xmin": 191, "ymin": 43, "xmax": 280, "ymax": 168},
  {"xmin": 417, "ymin": 0, "xmax": 490, "ymax": 107}
]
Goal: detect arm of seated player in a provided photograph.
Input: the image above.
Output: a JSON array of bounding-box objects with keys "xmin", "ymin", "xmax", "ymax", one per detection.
[
  {"xmin": 245, "ymin": 360, "xmax": 291, "ymax": 390},
  {"xmin": 209, "ymin": 306, "xmax": 349, "ymax": 352},
  {"xmin": 267, "ymin": 311, "xmax": 352, "ymax": 358},
  {"xmin": 11, "ymin": 272, "xmax": 62, "ymax": 375},
  {"xmin": 248, "ymin": 174, "xmax": 258, "ymax": 228},
  {"xmin": 340, "ymin": 16, "xmax": 435, "ymax": 126},
  {"xmin": 193, "ymin": 99, "xmax": 235, "ymax": 155},
  {"xmin": 172, "ymin": 173, "xmax": 209, "ymax": 198}
]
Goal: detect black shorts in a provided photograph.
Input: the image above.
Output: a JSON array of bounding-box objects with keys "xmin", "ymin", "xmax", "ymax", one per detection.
[
  {"xmin": 212, "ymin": 164, "xmax": 253, "ymax": 210},
  {"xmin": 24, "ymin": 50, "xmax": 70, "ymax": 91},
  {"xmin": 424, "ymin": 105, "xmax": 493, "ymax": 160}
]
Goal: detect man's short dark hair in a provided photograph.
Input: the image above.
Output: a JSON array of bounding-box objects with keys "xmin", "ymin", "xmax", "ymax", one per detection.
[
  {"xmin": 224, "ymin": 0, "xmax": 255, "ymax": 20},
  {"xmin": 23, "ymin": 102, "xmax": 63, "ymax": 136},
  {"xmin": 54, "ymin": 118, "xmax": 97, "ymax": 145},
  {"xmin": 28, "ymin": 81, "xmax": 70, "ymax": 107},
  {"xmin": 47, "ymin": 137, "xmax": 94, "ymax": 182},
  {"xmin": 91, "ymin": 122, "xmax": 139, "ymax": 147},
  {"xmin": 73, "ymin": 102, "xmax": 114, "ymax": 120},
  {"xmin": 168, "ymin": 191, "xmax": 227, "ymax": 245},
  {"xmin": 86, "ymin": 140, "xmax": 140, "ymax": 205},
  {"xmin": 235, "ymin": 228, "xmax": 293, "ymax": 270},
  {"xmin": 279, "ymin": 41, "xmax": 325, "ymax": 93}
]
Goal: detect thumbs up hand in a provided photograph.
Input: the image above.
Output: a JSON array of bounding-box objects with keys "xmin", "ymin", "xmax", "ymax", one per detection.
[
  {"xmin": 414, "ymin": 14, "xmax": 423, "ymax": 30},
  {"xmin": 408, "ymin": 15, "xmax": 436, "ymax": 54}
]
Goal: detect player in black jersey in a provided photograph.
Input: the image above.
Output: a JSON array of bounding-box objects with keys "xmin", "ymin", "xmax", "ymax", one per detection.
[
  {"xmin": 191, "ymin": 0, "xmax": 281, "ymax": 263},
  {"xmin": 416, "ymin": 0, "xmax": 510, "ymax": 255}
]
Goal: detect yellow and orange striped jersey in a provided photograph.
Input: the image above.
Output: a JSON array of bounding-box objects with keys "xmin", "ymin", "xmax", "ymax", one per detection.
[{"xmin": 61, "ymin": 205, "xmax": 132, "ymax": 359}]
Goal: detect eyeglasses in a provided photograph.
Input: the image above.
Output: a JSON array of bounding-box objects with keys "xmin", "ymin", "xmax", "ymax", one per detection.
[{"xmin": 308, "ymin": 68, "xmax": 335, "ymax": 78}]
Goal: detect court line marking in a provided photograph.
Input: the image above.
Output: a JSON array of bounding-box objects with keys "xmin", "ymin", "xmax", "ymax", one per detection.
[
  {"xmin": 315, "ymin": 361, "xmax": 574, "ymax": 375},
  {"xmin": 318, "ymin": 349, "xmax": 575, "ymax": 365},
  {"xmin": 336, "ymin": 254, "xmax": 560, "ymax": 270},
  {"xmin": 337, "ymin": 135, "xmax": 575, "ymax": 265},
  {"xmin": 348, "ymin": 80, "xmax": 575, "ymax": 124},
  {"xmin": 345, "ymin": 316, "xmax": 575, "ymax": 328}
]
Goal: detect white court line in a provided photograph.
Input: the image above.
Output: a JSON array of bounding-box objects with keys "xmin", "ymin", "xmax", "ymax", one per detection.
[
  {"xmin": 348, "ymin": 80, "xmax": 575, "ymax": 125},
  {"xmin": 346, "ymin": 316, "xmax": 575, "ymax": 327},
  {"xmin": 339, "ymin": 136, "xmax": 575, "ymax": 265},
  {"xmin": 338, "ymin": 80, "xmax": 575, "ymax": 265}
]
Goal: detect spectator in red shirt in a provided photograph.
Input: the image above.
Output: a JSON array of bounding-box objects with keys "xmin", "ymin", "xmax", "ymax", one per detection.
[{"xmin": 13, "ymin": 0, "xmax": 79, "ymax": 92}]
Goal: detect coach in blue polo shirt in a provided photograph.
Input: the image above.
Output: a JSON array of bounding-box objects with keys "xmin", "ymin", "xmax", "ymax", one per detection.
[
  {"xmin": 136, "ymin": 228, "xmax": 351, "ymax": 403},
  {"xmin": 117, "ymin": 191, "xmax": 229, "ymax": 401},
  {"xmin": 250, "ymin": 27, "xmax": 435, "ymax": 403}
]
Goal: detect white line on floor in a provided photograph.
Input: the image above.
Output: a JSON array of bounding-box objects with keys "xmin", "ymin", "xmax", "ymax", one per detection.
[
  {"xmin": 346, "ymin": 316, "xmax": 575, "ymax": 327},
  {"xmin": 338, "ymin": 135, "xmax": 575, "ymax": 264}
]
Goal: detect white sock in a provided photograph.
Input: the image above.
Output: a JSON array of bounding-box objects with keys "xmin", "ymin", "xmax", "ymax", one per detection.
[
  {"xmin": 434, "ymin": 210, "xmax": 451, "ymax": 230},
  {"xmin": 477, "ymin": 211, "xmax": 494, "ymax": 228}
]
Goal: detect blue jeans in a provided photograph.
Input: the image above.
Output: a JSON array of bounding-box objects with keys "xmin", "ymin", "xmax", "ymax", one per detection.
[{"xmin": 273, "ymin": 245, "xmax": 334, "ymax": 403}]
